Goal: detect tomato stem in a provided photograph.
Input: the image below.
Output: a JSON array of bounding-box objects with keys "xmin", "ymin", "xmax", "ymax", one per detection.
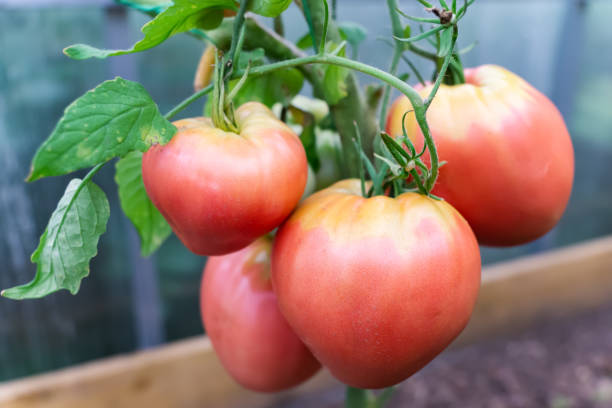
[
  {"xmin": 378, "ymin": 0, "xmax": 406, "ymax": 130},
  {"xmin": 164, "ymin": 84, "xmax": 213, "ymax": 120},
  {"xmin": 235, "ymin": 53, "xmax": 440, "ymax": 194},
  {"xmin": 424, "ymin": 25, "xmax": 458, "ymax": 109},
  {"xmin": 226, "ymin": 0, "xmax": 250, "ymax": 70},
  {"xmin": 164, "ymin": 51, "xmax": 442, "ymax": 193}
]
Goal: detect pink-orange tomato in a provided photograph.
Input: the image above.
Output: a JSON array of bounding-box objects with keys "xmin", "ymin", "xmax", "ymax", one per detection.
[
  {"xmin": 386, "ymin": 65, "xmax": 574, "ymax": 246},
  {"xmin": 201, "ymin": 236, "xmax": 321, "ymax": 392},
  {"xmin": 271, "ymin": 180, "xmax": 481, "ymax": 389},
  {"xmin": 142, "ymin": 102, "xmax": 308, "ymax": 255}
]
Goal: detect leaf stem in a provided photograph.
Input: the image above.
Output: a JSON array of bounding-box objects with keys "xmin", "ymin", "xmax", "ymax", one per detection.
[
  {"xmin": 227, "ymin": 0, "xmax": 250, "ymax": 65},
  {"xmin": 164, "ymin": 84, "xmax": 213, "ymax": 120}
]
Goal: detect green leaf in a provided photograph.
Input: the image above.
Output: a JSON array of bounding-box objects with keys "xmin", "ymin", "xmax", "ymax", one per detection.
[
  {"xmin": 250, "ymin": 0, "xmax": 292, "ymax": 17},
  {"xmin": 319, "ymin": 0, "xmax": 329, "ymax": 54},
  {"xmin": 2, "ymin": 179, "xmax": 110, "ymax": 299},
  {"xmin": 116, "ymin": 0, "xmax": 172, "ymax": 13},
  {"xmin": 64, "ymin": 0, "xmax": 236, "ymax": 60},
  {"xmin": 438, "ymin": 27, "xmax": 453, "ymax": 57},
  {"xmin": 235, "ymin": 48, "xmax": 266, "ymax": 70},
  {"xmin": 296, "ymin": 32, "xmax": 313, "ymax": 50},
  {"xmin": 301, "ymin": 0, "xmax": 318, "ymax": 54},
  {"xmin": 322, "ymin": 43, "xmax": 349, "ymax": 105},
  {"xmin": 28, "ymin": 77, "xmax": 176, "ymax": 182},
  {"xmin": 338, "ymin": 21, "xmax": 367, "ymax": 55},
  {"xmin": 381, "ymin": 132, "xmax": 411, "ymax": 165},
  {"xmin": 288, "ymin": 106, "xmax": 320, "ymax": 172},
  {"xmin": 230, "ymin": 68, "xmax": 304, "ymax": 108},
  {"xmin": 115, "ymin": 152, "xmax": 171, "ymax": 256}
]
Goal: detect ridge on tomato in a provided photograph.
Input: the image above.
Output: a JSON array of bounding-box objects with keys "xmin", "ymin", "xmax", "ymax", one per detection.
[
  {"xmin": 201, "ymin": 236, "xmax": 321, "ymax": 392},
  {"xmin": 386, "ymin": 65, "xmax": 574, "ymax": 246},
  {"xmin": 142, "ymin": 102, "xmax": 308, "ymax": 255},
  {"xmin": 271, "ymin": 179, "xmax": 481, "ymax": 389}
]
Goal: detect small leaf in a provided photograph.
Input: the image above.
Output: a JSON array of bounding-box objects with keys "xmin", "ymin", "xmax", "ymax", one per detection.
[
  {"xmin": 403, "ymin": 25, "xmax": 411, "ymax": 38},
  {"xmin": 394, "ymin": 24, "xmax": 445, "ymax": 43},
  {"xmin": 115, "ymin": 152, "xmax": 171, "ymax": 256},
  {"xmin": 236, "ymin": 48, "xmax": 266, "ymax": 70},
  {"xmin": 319, "ymin": 0, "xmax": 329, "ymax": 54},
  {"xmin": 322, "ymin": 42, "xmax": 349, "ymax": 105},
  {"xmin": 296, "ymin": 33, "xmax": 313, "ymax": 50},
  {"xmin": 250, "ymin": 0, "xmax": 292, "ymax": 17},
  {"xmin": 64, "ymin": 0, "xmax": 237, "ymax": 60},
  {"xmin": 438, "ymin": 27, "xmax": 453, "ymax": 57},
  {"xmin": 2, "ymin": 179, "xmax": 110, "ymax": 299},
  {"xmin": 229, "ymin": 68, "xmax": 304, "ymax": 108},
  {"xmin": 301, "ymin": 0, "xmax": 318, "ymax": 54},
  {"xmin": 338, "ymin": 21, "xmax": 367, "ymax": 55},
  {"xmin": 381, "ymin": 132, "xmax": 411, "ymax": 165},
  {"xmin": 28, "ymin": 77, "xmax": 176, "ymax": 182}
]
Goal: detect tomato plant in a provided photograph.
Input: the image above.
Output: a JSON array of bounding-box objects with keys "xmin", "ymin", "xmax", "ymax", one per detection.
[
  {"xmin": 386, "ymin": 65, "xmax": 574, "ymax": 246},
  {"xmin": 271, "ymin": 179, "xmax": 481, "ymax": 389},
  {"xmin": 142, "ymin": 102, "xmax": 307, "ymax": 255},
  {"xmin": 3, "ymin": 0, "xmax": 575, "ymax": 406},
  {"xmin": 201, "ymin": 236, "xmax": 321, "ymax": 391}
]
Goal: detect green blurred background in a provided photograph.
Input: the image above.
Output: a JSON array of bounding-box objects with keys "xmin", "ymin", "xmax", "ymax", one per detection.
[{"xmin": 0, "ymin": 0, "xmax": 610, "ymax": 382}]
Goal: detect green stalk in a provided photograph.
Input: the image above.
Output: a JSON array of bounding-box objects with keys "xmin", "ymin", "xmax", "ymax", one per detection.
[
  {"xmin": 379, "ymin": 0, "xmax": 405, "ymax": 130},
  {"xmin": 226, "ymin": 0, "xmax": 250, "ymax": 66},
  {"xmin": 236, "ymin": 53, "xmax": 440, "ymax": 190},
  {"xmin": 296, "ymin": 0, "xmax": 378, "ymax": 177},
  {"xmin": 164, "ymin": 84, "xmax": 213, "ymax": 120},
  {"xmin": 161, "ymin": 50, "xmax": 440, "ymax": 192},
  {"xmin": 425, "ymin": 26, "xmax": 458, "ymax": 109}
]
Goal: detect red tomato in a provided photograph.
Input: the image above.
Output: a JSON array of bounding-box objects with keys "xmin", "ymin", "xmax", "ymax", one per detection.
[
  {"xmin": 271, "ymin": 180, "xmax": 481, "ymax": 389},
  {"xmin": 142, "ymin": 102, "xmax": 308, "ymax": 255},
  {"xmin": 386, "ymin": 65, "xmax": 574, "ymax": 246},
  {"xmin": 201, "ymin": 236, "xmax": 321, "ymax": 392}
]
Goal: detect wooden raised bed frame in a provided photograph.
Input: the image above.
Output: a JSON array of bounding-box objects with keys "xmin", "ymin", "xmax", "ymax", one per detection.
[{"xmin": 1, "ymin": 235, "xmax": 612, "ymax": 408}]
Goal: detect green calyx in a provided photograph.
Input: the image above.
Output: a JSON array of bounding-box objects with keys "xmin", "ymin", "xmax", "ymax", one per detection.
[{"xmin": 211, "ymin": 53, "xmax": 240, "ymax": 133}]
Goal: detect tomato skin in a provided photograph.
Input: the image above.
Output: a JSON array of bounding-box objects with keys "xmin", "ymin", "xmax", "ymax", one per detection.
[
  {"xmin": 201, "ymin": 236, "xmax": 321, "ymax": 392},
  {"xmin": 271, "ymin": 180, "xmax": 481, "ymax": 389},
  {"xmin": 142, "ymin": 102, "xmax": 307, "ymax": 255},
  {"xmin": 386, "ymin": 65, "xmax": 574, "ymax": 246}
]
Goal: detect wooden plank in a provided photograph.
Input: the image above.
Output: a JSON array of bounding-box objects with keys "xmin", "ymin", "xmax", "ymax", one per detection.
[
  {"xmin": 458, "ymin": 235, "xmax": 612, "ymax": 344},
  {"xmin": 0, "ymin": 337, "xmax": 340, "ymax": 408},
  {"xmin": 1, "ymin": 236, "xmax": 612, "ymax": 408}
]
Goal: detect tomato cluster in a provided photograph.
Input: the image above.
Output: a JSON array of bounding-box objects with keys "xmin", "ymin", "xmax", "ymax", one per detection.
[{"xmin": 142, "ymin": 65, "xmax": 573, "ymax": 392}]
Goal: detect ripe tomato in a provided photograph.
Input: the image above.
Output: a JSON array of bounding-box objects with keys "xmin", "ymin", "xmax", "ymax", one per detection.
[
  {"xmin": 271, "ymin": 180, "xmax": 481, "ymax": 389},
  {"xmin": 201, "ymin": 236, "xmax": 321, "ymax": 392},
  {"xmin": 142, "ymin": 102, "xmax": 308, "ymax": 255},
  {"xmin": 386, "ymin": 65, "xmax": 574, "ymax": 246}
]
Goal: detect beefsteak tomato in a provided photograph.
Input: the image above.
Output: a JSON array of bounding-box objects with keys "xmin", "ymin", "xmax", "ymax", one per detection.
[
  {"xmin": 271, "ymin": 180, "xmax": 481, "ymax": 389},
  {"xmin": 386, "ymin": 65, "xmax": 574, "ymax": 246},
  {"xmin": 142, "ymin": 102, "xmax": 308, "ymax": 255},
  {"xmin": 201, "ymin": 236, "xmax": 321, "ymax": 392}
]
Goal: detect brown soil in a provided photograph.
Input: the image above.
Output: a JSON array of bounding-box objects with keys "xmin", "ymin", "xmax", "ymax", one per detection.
[{"xmin": 282, "ymin": 304, "xmax": 612, "ymax": 408}]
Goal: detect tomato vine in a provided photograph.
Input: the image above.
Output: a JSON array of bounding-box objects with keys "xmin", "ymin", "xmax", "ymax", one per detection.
[{"xmin": 3, "ymin": 0, "xmax": 477, "ymax": 406}]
